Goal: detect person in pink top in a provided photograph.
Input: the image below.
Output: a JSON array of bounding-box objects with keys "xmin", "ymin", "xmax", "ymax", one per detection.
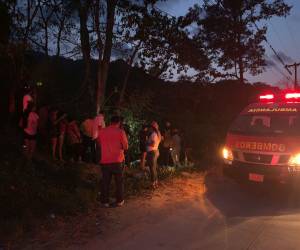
[
  {"xmin": 97, "ymin": 116, "xmax": 128, "ymax": 207},
  {"xmin": 23, "ymin": 103, "xmax": 39, "ymax": 159},
  {"xmin": 22, "ymin": 85, "xmax": 34, "ymax": 112}
]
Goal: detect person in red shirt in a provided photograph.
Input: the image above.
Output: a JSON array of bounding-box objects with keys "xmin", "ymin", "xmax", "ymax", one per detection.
[{"xmin": 97, "ymin": 116, "xmax": 128, "ymax": 207}]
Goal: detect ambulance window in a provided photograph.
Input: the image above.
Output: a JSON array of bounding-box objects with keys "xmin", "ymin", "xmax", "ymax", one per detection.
[
  {"xmin": 229, "ymin": 116, "xmax": 249, "ymax": 133},
  {"xmin": 251, "ymin": 116, "xmax": 270, "ymax": 128},
  {"xmin": 229, "ymin": 114, "xmax": 300, "ymax": 135},
  {"xmin": 271, "ymin": 116, "xmax": 288, "ymax": 134},
  {"xmin": 290, "ymin": 116, "xmax": 300, "ymax": 133}
]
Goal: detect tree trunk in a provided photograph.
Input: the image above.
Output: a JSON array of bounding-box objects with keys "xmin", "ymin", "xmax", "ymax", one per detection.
[
  {"xmin": 44, "ymin": 22, "xmax": 48, "ymax": 56},
  {"xmin": 238, "ymin": 13, "xmax": 244, "ymax": 84},
  {"xmin": 78, "ymin": 0, "xmax": 92, "ymax": 106},
  {"xmin": 56, "ymin": 14, "xmax": 65, "ymax": 57},
  {"xmin": 94, "ymin": 0, "xmax": 103, "ymax": 114},
  {"xmin": 95, "ymin": 0, "xmax": 117, "ymax": 114},
  {"xmin": 56, "ymin": 23, "xmax": 62, "ymax": 57},
  {"xmin": 238, "ymin": 55, "xmax": 244, "ymax": 84}
]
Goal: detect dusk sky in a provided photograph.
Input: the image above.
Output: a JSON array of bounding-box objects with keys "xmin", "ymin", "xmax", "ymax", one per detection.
[{"xmin": 157, "ymin": 0, "xmax": 300, "ymax": 88}]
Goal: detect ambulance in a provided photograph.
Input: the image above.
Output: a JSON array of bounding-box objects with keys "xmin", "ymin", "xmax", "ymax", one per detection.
[{"xmin": 222, "ymin": 91, "xmax": 300, "ymax": 184}]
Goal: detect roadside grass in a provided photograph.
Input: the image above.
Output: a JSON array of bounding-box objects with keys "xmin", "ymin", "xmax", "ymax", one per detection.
[
  {"xmin": 0, "ymin": 146, "xmax": 202, "ymax": 246},
  {"xmin": 125, "ymin": 161, "xmax": 202, "ymax": 197}
]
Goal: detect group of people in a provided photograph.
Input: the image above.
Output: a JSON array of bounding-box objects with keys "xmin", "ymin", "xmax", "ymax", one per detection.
[
  {"xmin": 97, "ymin": 117, "xmax": 165, "ymax": 207},
  {"xmin": 139, "ymin": 121, "xmax": 184, "ymax": 170},
  {"xmin": 20, "ymin": 85, "xmax": 105, "ymax": 163},
  {"xmin": 20, "ymin": 84, "xmax": 186, "ymax": 208}
]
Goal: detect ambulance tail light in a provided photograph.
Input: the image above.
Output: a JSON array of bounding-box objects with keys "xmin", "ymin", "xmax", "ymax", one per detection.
[
  {"xmin": 285, "ymin": 92, "xmax": 300, "ymax": 100},
  {"xmin": 259, "ymin": 94, "xmax": 274, "ymax": 101}
]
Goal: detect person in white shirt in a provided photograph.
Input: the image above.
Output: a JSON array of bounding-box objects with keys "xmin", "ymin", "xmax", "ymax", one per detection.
[
  {"xmin": 146, "ymin": 121, "xmax": 161, "ymax": 188},
  {"xmin": 93, "ymin": 112, "xmax": 106, "ymax": 140},
  {"xmin": 23, "ymin": 103, "xmax": 39, "ymax": 159}
]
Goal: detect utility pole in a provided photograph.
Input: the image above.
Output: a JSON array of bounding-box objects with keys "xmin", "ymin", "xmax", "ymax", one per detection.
[{"xmin": 286, "ymin": 63, "xmax": 300, "ymax": 90}]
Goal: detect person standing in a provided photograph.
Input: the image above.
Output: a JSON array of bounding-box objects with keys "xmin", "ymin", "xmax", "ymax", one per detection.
[
  {"xmin": 22, "ymin": 84, "xmax": 34, "ymax": 112},
  {"xmin": 23, "ymin": 103, "xmax": 39, "ymax": 160},
  {"xmin": 80, "ymin": 116, "xmax": 94, "ymax": 162},
  {"xmin": 19, "ymin": 84, "xmax": 34, "ymax": 147},
  {"xmin": 48, "ymin": 108, "xmax": 59, "ymax": 160},
  {"xmin": 93, "ymin": 112, "xmax": 106, "ymax": 163},
  {"xmin": 161, "ymin": 121, "xmax": 172, "ymax": 166},
  {"xmin": 139, "ymin": 124, "xmax": 149, "ymax": 170},
  {"xmin": 146, "ymin": 121, "xmax": 161, "ymax": 189},
  {"xmin": 170, "ymin": 128, "xmax": 181, "ymax": 167},
  {"xmin": 97, "ymin": 116, "xmax": 128, "ymax": 207},
  {"xmin": 67, "ymin": 117, "xmax": 83, "ymax": 163},
  {"xmin": 48, "ymin": 109, "xmax": 67, "ymax": 160},
  {"xmin": 120, "ymin": 116, "xmax": 131, "ymax": 168},
  {"xmin": 58, "ymin": 113, "xmax": 68, "ymax": 162},
  {"xmin": 37, "ymin": 105, "xmax": 49, "ymax": 149}
]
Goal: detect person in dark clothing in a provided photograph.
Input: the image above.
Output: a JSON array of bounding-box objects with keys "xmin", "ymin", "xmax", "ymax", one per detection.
[
  {"xmin": 120, "ymin": 116, "xmax": 131, "ymax": 168},
  {"xmin": 48, "ymin": 109, "xmax": 66, "ymax": 160},
  {"xmin": 97, "ymin": 116, "xmax": 128, "ymax": 207},
  {"xmin": 146, "ymin": 121, "xmax": 161, "ymax": 189},
  {"xmin": 139, "ymin": 124, "xmax": 149, "ymax": 170},
  {"xmin": 80, "ymin": 116, "xmax": 95, "ymax": 162},
  {"xmin": 48, "ymin": 108, "xmax": 59, "ymax": 160},
  {"xmin": 67, "ymin": 117, "xmax": 83, "ymax": 162},
  {"xmin": 160, "ymin": 121, "xmax": 172, "ymax": 166}
]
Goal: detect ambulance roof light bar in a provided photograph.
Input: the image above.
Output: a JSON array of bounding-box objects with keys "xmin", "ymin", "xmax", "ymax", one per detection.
[
  {"xmin": 259, "ymin": 94, "xmax": 274, "ymax": 100},
  {"xmin": 285, "ymin": 92, "xmax": 300, "ymax": 99}
]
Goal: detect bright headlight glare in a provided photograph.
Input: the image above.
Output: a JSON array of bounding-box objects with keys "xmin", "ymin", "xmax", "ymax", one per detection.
[
  {"xmin": 288, "ymin": 153, "xmax": 300, "ymax": 166},
  {"xmin": 222, "ymin": 147, "xmax": 233, "ymax": 161}
]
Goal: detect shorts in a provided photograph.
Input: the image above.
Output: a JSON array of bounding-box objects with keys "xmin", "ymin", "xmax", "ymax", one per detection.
[
  {"xmin": 23, "ymin": 131, "xmax": 37, "ymax": 140},
  {"xmin": 49, "ymin": 125, "xmax": 59, "ymax": 139}
]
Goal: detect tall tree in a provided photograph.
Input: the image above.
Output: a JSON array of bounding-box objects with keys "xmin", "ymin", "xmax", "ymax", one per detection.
[
  {"xmin": 95, "ymin": 0, "xmax": 118, "ymax": 114},
  {"xmin": 37, "ymin": 0, "xmax": 57, "ymax": 56},
  {"xmin": 185, "ymin": 0, "xmax": 291, "ymax": 83},
  {"xmin": 116, "ymin": 3, "xmax": 209, "ymax": 105}
]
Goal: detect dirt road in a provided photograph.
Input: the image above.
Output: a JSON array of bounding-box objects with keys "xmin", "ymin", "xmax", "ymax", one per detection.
[{"xmin": 24, "ymin": 171, "xmax": 300, "ymax": 250}]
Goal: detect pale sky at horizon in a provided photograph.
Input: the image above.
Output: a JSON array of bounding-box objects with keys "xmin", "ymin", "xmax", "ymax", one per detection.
[{"xmin": 157, "ymin": 0, "xmax": 300, "ymax": 88}]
